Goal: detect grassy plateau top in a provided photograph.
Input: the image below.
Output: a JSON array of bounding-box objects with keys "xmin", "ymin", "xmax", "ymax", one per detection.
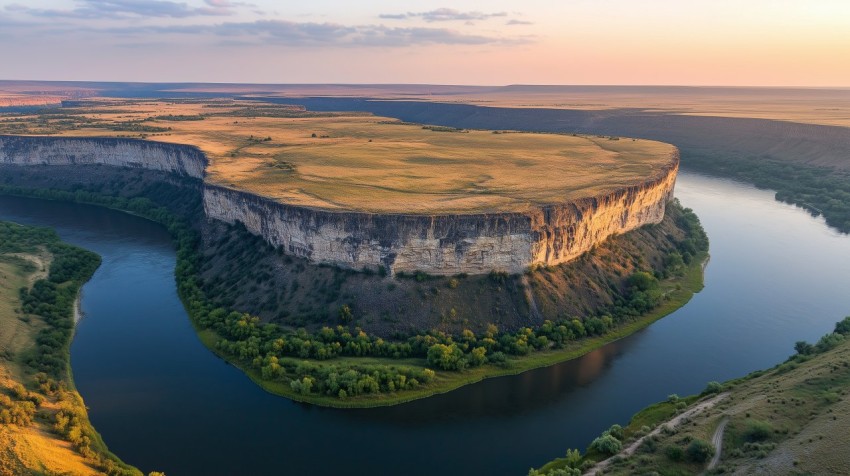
[{"xmin": 0, "ymin": 98, "xmax": 677, "ymax": 214}]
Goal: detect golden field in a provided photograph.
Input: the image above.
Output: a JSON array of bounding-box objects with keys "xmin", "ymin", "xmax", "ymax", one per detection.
[{"xmin": 0, "ymin": 98, "xmax": 676, "ymax": 214}]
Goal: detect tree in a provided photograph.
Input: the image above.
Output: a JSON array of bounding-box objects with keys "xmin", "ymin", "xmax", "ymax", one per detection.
[
  {"xmin": 339, "ymin": 304, "xmax": 353, "ymax": 323},
  {"xmin": 627, "ymin": 271, "xmax": 658, "ymax": 291},
  {"xmin": 794, "ymin": 340, "xmax": 814, "ymax": 355},
  {"xmin": 469, "ymin": 346, "xmax": 487, "ymax": 366},
  {"xmin": 835, "ymin": 316, "xmax": 850, "ymax": 335},
  {"xmin": 427, "ymin": 343, "xmax": 465, "ymax": 370}
]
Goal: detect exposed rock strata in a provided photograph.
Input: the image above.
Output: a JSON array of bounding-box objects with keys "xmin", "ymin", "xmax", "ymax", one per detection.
[
  {"xmin": 0, "ymin": 136, "xmax": 206, "ymax": 179},
  {"xmin": 0, "ymin": 135, "xmax": 678, "ymax": 275}
]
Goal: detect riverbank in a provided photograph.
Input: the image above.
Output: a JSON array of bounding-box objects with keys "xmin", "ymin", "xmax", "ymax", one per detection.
[
  {"xmin": 0, "ymin": 221, "xmax": 144, "ymax": 475},
  {"xmin": 194, "ymin": 249, "xmax": 707, "ymax": 408},
  {"xmin": 0, "ymin": 176, "xmax": 709, "ymax": 408},
  {"xmin": 531, "ymin": 316, "xmax": 850, "ymax": 475}
]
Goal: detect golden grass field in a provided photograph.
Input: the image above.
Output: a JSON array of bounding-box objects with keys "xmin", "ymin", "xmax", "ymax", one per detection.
[
  {"xmin": 142, "ymin": 84, "xmax": 850, "ymax": 128},
  {"xmin": 243, "ymin": 85, "xmax": 850, "ymax": 127},
  {"xmin": 0, "ymin": 98, "xmax": 676, "ymax": 214},
  {"xmin": 0, "ymin": 254, "xmax": 101, "ymax": 476}
]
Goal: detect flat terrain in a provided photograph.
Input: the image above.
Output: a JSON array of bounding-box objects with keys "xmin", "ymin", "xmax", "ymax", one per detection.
[
  {"xmin": 0, "ymin": 98, "xmax": 676, "ymax": 214},
  {"xmin": 5, "ymin": 82, "xmax": 843, "ymax": 127}
]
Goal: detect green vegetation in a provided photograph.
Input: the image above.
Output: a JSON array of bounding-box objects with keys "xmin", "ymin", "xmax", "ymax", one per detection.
[
  {"xmin": 0, "ymin": 180, "xmax": 708, "ymax": 408},
  {"xmin": 189, "ymin": 206, "xmax": 706, "ymax": 406},
  {"xmin": 0, "ymin": 221, "xmax": 149, "ymax": 475},
  {"xmin": 530, "ymin": 315, "xmax": 850, "ymax": 475},
  {"xmin": 686, "ymin": 153, "xmax": 850, "ymax": 233}
]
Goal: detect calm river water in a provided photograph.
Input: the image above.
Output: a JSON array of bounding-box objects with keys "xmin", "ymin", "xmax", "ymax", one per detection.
[{"xmin": 0, "ymin": 171, "xmax": 848, "ymax": 475}]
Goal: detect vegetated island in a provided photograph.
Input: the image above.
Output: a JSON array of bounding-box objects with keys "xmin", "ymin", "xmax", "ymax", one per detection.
[
  {"xmin": 529, "ymin": 315, "xmax": 850, "ymax": 476},
  {"xmin": 0, "ymin": 221, "xmax": 158, "ymax": 476},
  {"xmin": 0, "ymin": 97, "xmax": 708, "ymax": 408}
]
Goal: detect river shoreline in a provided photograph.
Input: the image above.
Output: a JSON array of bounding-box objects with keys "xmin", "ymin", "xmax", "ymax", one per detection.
[{"xmin": 197, "ymin": 251, "xmax": 709, "ymax": 408}]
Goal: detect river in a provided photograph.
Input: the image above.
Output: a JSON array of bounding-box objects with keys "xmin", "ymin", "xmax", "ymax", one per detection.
[{"xmin": 0, "ymin": 171, "xmax": 848, "ymax": 475}]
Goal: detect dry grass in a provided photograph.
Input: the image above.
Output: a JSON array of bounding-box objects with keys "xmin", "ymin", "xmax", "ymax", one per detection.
[
  {"xmin": 250, "ymin": 85, "xmax": 850, "ymax": 128},
  {"xmin": 0, "ymin": 409, "xmax": 99, "ymax": 476},
  {"xmin": 586, "ymin": 334, "xmax": 850, "ymax": 475},
  {"xmin": 1, "ymin": 98, "xmax": 676, "ymax": 213},
  {"xmin": 0, "ymin": 253, "xmax": 50, "ymax": 381},
  {"xmin": 0, "ymin": 253, "xmax": 101, "ymax": 476}
]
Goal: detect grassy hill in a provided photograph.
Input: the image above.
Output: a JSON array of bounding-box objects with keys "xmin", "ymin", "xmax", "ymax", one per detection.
[
  {"xmin": 530, "ymin": 316, "xmax": 850, "ymax": 475},
  {"xmin": 0, "ymin": 221, "xmax": 149, "ymax": 476}
]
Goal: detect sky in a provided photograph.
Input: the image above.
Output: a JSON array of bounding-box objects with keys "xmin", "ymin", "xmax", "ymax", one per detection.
[{"xmin": 0, "ymin": 0, "xmax": 848, "ymax": 86}]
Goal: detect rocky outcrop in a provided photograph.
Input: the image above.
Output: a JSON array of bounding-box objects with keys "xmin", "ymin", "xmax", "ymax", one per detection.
[
  {"xmin": 204, "ymin": 156, "xmax": 678, "ymax": 275},
  {"xmin": 0, "ymin": 136, "xmax": 206, "ymax": 179},
  {"xmin": 1, "ymin": 135, "xmax": 678, "ymax": 275}
]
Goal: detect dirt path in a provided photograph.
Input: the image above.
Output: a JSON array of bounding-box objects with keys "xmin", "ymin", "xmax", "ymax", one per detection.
[
  {"xmin": 707, "ymin": 417, "xmax": 729, "ymax": 470},
  {"xmin": 583, "ymin": 393, "xmax": 729, "ymax": 475}
]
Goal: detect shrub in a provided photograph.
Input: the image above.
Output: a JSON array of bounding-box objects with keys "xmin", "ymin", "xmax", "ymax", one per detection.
[
  {"xmin": 665, "ymin": 445, "xmax": 684, "ymax": 461},
  {"xmin": 685, "ymin": 439, "xmax": 714, "ymax": 462},
  {"xmin": 703, "ymin": 381, "xmax": 723, "ymax": 394},
  {"xmin": 742, "ymin": 420, "xmax": 773, "ymax": 442},
  {"xmin": 589, "ymin": 434, "xmax": 622, "ymax": 456},
  {"xmin": 627, "ymin": 271, "xmax": 658, "ymax": 291},
  {"xmin": 606, "ymin": 424, "xmax": 624, "ymax": 440},
  {"xmin": 835, "ymin": 316, "xmax": 850, "ymax": 335}
]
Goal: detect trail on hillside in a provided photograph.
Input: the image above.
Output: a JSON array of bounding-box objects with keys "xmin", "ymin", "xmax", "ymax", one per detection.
[
  {"xmin": 583, "ymin": 393, "xmax": 729, "ymax": 476},
  {"xmin": 707, "ymin": 417, "xmax": 729, "ymax": 470}
]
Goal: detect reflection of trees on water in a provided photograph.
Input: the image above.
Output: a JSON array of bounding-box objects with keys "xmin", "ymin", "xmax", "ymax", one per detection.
[{"xmin": 334, "ymin": 333, "xmax": 639, "ymax": 426}]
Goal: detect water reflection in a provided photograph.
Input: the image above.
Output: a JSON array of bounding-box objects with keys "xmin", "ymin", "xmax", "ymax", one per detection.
[{"xmin": 0, "ymin": 171, "xmax": 848, "ymax": 476}]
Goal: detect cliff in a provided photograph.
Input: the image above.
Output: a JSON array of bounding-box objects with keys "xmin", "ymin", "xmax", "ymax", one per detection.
[
  {"xmin": 0, "ymin": 135, "xmax": 678, "ymax": 275},
  {"xmin": 203, "ymin": 157, "xmax": 678, "ymax": 275},
  {"xmin": 0, "ymin": 136, "xmax": 207, "ymax": 179}
]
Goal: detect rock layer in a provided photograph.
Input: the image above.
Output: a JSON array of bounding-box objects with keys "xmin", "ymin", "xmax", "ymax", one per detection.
[
  {"xmin": 0, "ymin": 136, "xmax": 206, "ymax": 178},
  {"xmin": 0, "ymin": 135, "xmax": 678, "ymax": 275}
]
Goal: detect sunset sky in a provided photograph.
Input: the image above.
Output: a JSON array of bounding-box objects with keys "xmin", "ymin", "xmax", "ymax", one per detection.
[{"xmin": 1, "ymin": 0, "xmax": 848, "ymax": 86}]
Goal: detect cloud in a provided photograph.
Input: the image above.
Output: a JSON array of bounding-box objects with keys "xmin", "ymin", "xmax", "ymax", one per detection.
[
  {"xmin": 379, "ymin": 8, "xmax": 507, "ymax": 23},
  {"xmin": 506, "ymin": 19, "xmax": 533, "ymax": 26},
  {"xmin": 105, "ymin": 19, "xmax": 519, "ymax": 47},
  {"xmin": 5, "ymin": 0, "xmax": 242, "ymax": 19}
]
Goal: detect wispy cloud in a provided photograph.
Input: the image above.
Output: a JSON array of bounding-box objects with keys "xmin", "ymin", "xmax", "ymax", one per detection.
[
  {"xmin": 379, "ymin": 8, "xmax": 507, "ymax": 23},
  {"xmin": 506, "ymin": 19, "xmax": 533, "ymax": 26},
  {"xmin": 103, "ymin": 19, "xmax": 521, "ymax": 47},
  {"xmin": 4, "ymin": 0, "xmax": 245, "ymax": 19}
]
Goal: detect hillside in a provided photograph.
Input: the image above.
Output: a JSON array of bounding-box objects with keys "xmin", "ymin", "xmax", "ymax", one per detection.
[
  {"xmin": 0, "ymin": 221, "xmax": 145, "ymax": 476},
  {"xmin": 531, "ymin": 316, "xmax": 850, "ymax": 475}
]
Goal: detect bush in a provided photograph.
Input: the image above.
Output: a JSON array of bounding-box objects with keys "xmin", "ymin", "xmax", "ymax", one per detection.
[
  {"xmin": 606, "ymin": 424, "xmax": 624, "ymax": 440},
  {"xmin": 685, "ymin": 439, "xmax": 714, "ymax": 462},
  {"xmin": 703, "ymin": 381, "xmax": 723, "ymax": 394},
  {"xmin": 742, "ymin": 420, "xmax": 773, "ymax": 442},
  {"xmin": 589, "ymin": 434, "xmax": 622, "ymax": 456},
  {"xmin": 664, "ymin": 445, "xmax": 684, "ymax": 461},
  {"xmin": 835, "ymin": 316, "xmax": 850, "ymax": 335}
]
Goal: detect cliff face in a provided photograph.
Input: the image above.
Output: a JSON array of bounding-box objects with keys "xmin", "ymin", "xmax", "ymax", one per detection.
[
  {"xmin": 204, "ymin": 185, "xmax": 537, "ymax": 275},
  {"xmin": 204, "ymin": 157, "xmax": 678, "ymax": 275},
  {"xmin": 0, "ymin": 136, "xmax": 206, "ymax": 179},
  {"xmin": 1, "ymin": 135, "xmax": 678, "ymax": 275}
]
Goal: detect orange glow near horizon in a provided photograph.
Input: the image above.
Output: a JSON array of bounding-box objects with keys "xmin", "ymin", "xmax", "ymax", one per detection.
[{"xmin": 0, "ymin": 0, "xmax": 847, "ymax": 86}]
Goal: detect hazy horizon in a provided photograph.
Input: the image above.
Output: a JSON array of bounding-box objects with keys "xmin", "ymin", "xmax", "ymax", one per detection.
[{"xmin": 1, "ymin": 1, "xmax": 848, "ymax": 87}]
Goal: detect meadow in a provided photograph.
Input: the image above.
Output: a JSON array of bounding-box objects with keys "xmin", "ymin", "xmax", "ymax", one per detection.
[{"xmin": 0, "ymin": 98, "xmax": 675, "ymax": 214}]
